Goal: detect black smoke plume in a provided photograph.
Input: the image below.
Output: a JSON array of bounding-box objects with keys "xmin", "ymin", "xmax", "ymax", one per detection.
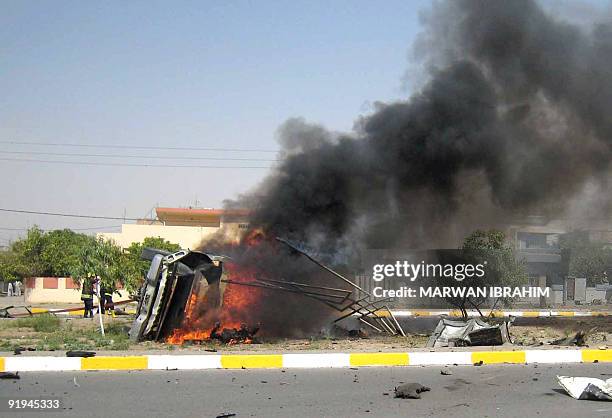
[{"xmin": 237, "ymin": 0, "xmax": 612, "ymax": 251}]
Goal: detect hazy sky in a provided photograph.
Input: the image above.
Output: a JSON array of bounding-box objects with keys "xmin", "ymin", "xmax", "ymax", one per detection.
[{"xmin": 1, "ymin": 0, "xmax": 608, "ymax": 244}]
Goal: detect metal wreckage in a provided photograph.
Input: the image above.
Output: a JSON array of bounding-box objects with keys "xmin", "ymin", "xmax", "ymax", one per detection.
[{"xmin": 129, "ymin": 237, "xmax": 405, "ymax": 344}]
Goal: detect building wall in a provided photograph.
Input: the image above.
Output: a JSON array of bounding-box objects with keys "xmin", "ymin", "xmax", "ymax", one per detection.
[
  {"xmin": 24, "ymin": 277, "xmax": 130, "ymax": 304},
  {"xmin": 98, "ymin": 222, "xmax": 245, "ymax": 249}
]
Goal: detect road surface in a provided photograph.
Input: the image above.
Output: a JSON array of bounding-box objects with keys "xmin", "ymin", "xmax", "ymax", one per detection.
[{"xmin": 1, "ymin": 363, "xmax": 611, "ymax": 417}]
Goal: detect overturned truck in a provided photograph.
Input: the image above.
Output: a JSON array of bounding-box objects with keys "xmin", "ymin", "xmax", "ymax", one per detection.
[{"xmin": 129, "ymin": 248, "xmax": 227, "ymax": 342}]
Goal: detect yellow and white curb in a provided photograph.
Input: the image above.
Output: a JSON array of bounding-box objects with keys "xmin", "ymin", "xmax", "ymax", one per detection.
[
  {"xmin": 1, "ymin": 349, "xmax": 611, "ymax": 372},
  {"xmin": 387, "ymin": 310, "xmax": 610, "ymax": 318}
]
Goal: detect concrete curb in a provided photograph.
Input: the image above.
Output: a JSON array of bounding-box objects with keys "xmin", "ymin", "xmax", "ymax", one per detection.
[
  {"xmin": 1, "ymin": 349, "xmax": 610, "ymax": 372},
  {"xmin": 387, "ymin": 310, "xmax": 610, "ymax": 318}
]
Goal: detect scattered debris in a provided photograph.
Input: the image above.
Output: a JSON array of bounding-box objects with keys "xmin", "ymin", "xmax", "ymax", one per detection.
[
  {"xmin": 394, "ymin": 383, "xmax": 431, "ymax": 399},
  {"xmin": 0, "ymin": 372, "xmax": 20, "ymax": 380},
  {"xmin": 348, "ymin": 329, "xmax": 369, "ymax": 339},
  {"xmin": 73, "ymin": 377, "xmax": 80, "ymax": 387},
  {"xmin": 0, "ymin": 306, "xmax": 13, "ymax": 318},
  {"xmin": 113, "ymin": 307, "xmax": 130, "ymax": 316},
  {"xmin": 66, "ymin": 350, "xmax": 96, "ymax": 358},
  {"xmin": 557, "ymin": 376, "xmax": 612, "ymax": 401},
  {"xmin": 210, "ymin": 322, "xmax": 260, "ymax": 344},
  {"xmin": 216, "ymin": 413, "xmax": 236, "ymax": 418},
  {"xmin": 474, "ymin": 361, "xmax": 483, "ymax": 366},
  {"xmin": 440, "ymin": 370, "xmax": 453, "ymax": 375},
  {"xmin": 13, "ymin": 347, "xmax": 25, "ymax": 355},
  {"xmin": 551, "ymin": 331, "xmax": 589, "ymax": 347}
]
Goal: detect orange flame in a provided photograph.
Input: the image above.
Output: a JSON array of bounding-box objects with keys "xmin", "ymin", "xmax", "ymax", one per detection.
[{"xmin": 166, "ymin": 232, "xmax": 266, "ymax": 345}]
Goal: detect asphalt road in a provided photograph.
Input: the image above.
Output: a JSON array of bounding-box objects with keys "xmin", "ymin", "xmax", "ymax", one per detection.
[{"xmin": 1, "ymin": 364, "xmax": 611, "ymax": 418}]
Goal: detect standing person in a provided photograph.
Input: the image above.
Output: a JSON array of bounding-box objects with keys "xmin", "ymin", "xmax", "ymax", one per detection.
[
  {"xmin": 81, "ymin": 276, "xmax": 94, "ymax": 318},
  {"xmin": 14, "ymin": 281, "xmax": 21, "ymax": 296},
  {"xmin": 102, "ymin": 285, "xmax": 116, "ymax": 317},
  {"xmin": 7, "ymin": 281, "xmax": 13, "ymax": 297}
]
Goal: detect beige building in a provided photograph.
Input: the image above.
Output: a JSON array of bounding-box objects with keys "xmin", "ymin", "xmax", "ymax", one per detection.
[
  {"xmin": 24, "ymin": 277, "xmax": 130, "ymax": 305},
  {"xmin": 98, "ymin": 207, "xmax": 250, "ymax": 249}
]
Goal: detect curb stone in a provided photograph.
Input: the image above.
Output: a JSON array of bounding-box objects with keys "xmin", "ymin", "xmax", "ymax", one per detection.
[{"xmin": 0, "ymin": 349, "xmax": 610, "ymax": 372}]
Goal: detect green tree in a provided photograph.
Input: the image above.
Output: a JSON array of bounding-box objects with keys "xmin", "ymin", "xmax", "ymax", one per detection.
[
  {"xmin": 0, "ymin": 228, "xmax": 181, "ymax": 292},
  {"xmin": 0, "ymin": 250, "xmax": 21, "ymax": 282},
  {"xmin": 41, "ymin": 229, "xmax": 91, "ymax": 277},
  {"xmin": 9, "ymin": 226, "xmax": 48, "ymax": 277},
  {"xmin": 436, "ymin": 229, "xmax": 528, "ymax": 319},
  {"xmin": 123, "ymin": 236, "xmax": 181, "ymax": 279},
  {"xmin": 560, "ymin": 232, "xmax": 612, "ymax": 286}
]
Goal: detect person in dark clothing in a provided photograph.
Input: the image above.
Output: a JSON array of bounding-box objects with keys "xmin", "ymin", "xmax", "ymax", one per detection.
[
  {"xmin": 81, "ymin": 277, "xmax": 94, "ymax": 318},
  {"xmin": 100, "ymin": 284, "xmax": 116, "ymax": 316},
  {"xmin": 99, "ymin": 285, "xmax": 116, "ymax": 316}
]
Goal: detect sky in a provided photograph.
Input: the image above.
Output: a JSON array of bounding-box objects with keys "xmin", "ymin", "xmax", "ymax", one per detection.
[{"xmin": 1, "ymin": 0, "xmax": 609, "ymax": 244}]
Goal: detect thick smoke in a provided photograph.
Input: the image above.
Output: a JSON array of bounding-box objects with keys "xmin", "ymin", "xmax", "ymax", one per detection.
[{"xmin": 239, "ymin": 0, "xmax": 612, "ymax": 251}]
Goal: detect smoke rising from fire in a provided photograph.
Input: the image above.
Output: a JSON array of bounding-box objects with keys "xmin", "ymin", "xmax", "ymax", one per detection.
[{"xmin": 227, "ymin": 0, "xmax": 612, "ymax": 251}]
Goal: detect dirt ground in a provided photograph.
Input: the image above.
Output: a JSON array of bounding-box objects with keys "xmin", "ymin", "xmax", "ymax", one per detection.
[
  {"xmin": 510, "ymin": 316, "xmax": 612, "ymax": 347},
  {"xmin": 1, "ymin": 315, "xmax": 610, "ymax": 353}
]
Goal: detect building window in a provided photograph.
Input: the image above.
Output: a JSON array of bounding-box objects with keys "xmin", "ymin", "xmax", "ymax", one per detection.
[
  {"xmin": 238, "ymin": 223, "xmax": 250, "ymax": 229},
  {"xmin": 517, "ymin": 232, "xmax": 559, "ymax": 249}
]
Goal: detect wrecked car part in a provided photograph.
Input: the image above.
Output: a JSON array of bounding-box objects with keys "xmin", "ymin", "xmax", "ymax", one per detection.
[
  {"xmin": 467, "ymin": 327, "xmax": 504, "ymax": 346},
  {"xmin": 557, "ymin": 376, "xmax": 612, "ymax": 401},
  {"xmin": 427, "ymin": 318, "xmax": 512, "ymax": 347},
  {"xmin": 130, "ymin": 248, "xmax": 224, "ymax": 342},
  {"xmin": 394, "ymin": 383, "xmax": 431, "ymax": 399},
  {"xmin": 0, "ymin": 372, "xmax": 20, "ymax": 380}
]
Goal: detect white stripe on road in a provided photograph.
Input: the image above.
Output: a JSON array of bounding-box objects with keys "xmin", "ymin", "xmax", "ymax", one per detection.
[
  {"xmin": 147, "ymin": 355, "xmax": 222, "ymax": 370},
  {"xmin": 283, "ymin": 353, "xmax": 350, "ymax": 368}
]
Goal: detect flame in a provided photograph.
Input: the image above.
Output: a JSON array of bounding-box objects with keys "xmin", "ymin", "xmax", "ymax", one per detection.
[{"xmin": 166, "ymin": 232, "xmax": 266, "ymax": 345}]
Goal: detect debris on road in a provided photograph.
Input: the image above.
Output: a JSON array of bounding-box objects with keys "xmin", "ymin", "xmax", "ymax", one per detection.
[
  {"xmin": 215, "ymin": 413, "xmax": 236, "ymax": 418},
  {"xmin": 557, "ymin": 376, "xmax": 612, "ymax": 401},
  {"xmin": 66, "ymin": 350, "xmax": 96, "ymax": 358},
  {"xmin": 394, "ymin": 383, "xmax": 431, "ymax": 399},
  {"xmin": 440, "ymin": 369, "xmax": 453, "ymax": 375},
  {"xmin": 73, "ymin": 377, "xmax": 80, "ymax": 387},
  {"xmin": 427, "ymin": 318, "xmax": 512, "ymax": 347},
  {"xmin": 0, "ymin": 372, "xmax": 20, "ymax": 380}
]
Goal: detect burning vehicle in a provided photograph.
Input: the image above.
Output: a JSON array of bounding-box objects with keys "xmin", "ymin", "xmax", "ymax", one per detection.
[
  {"xmin": 129, "ymin": 247, "xmax": 231, "ymax": 343},
  {"xmin": 130, "ymin": 237, "xmax": 405, "ymax": 345}
]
